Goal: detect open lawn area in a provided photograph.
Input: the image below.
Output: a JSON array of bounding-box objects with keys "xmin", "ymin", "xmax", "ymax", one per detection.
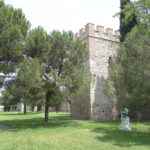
[{"xmin": 0, "ymin": 112, "xmax": 150, "ymax": 150}]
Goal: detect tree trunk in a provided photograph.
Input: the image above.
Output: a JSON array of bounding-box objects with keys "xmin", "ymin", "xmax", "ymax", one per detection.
[
  {"xmin": 4, "ymin": 106, "xmax": 10, "ymax": 112},
  {"xmin": 23, "ymin": 103, "xmax": 27, "ymax": 114},
  {"xmin": 37, "ymin": 105, "xmax": 42, "ymax": 112},
  {"xmin": 31, "ymin": 105, "xmax": 34, "ymax": 112},
  {"xmin": 44, "ymin": 98, "xmax": 49, "ymax": 123},
  {"xmin": 55, "ymin": 105, "xmax": 60, "ymax": 113}
]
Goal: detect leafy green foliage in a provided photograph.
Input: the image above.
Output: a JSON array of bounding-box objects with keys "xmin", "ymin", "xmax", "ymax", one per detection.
[
  {"xmin": 25, "ymin": 27, "xmax": 50, "ymax": 62},
  {"xmin": 24, "ymin": 29, "xmax": 87, "ymax": 121},
  {"xmin": 16, "ymin": 58, "xmax": 44, "ymax": 105},
  {"xmin": 109, "ymin": 0, "xmax": 150, "ymax": 119},
  {"xmin": 120, "ymin": 0, "xmax": 137, "ymax": 41},
  {"xmin": 0, "ymin": 1, "xmax": 30, "ymax": 73},
  {"xmin": 2, "ymin": 58, "xmax": 44, "ymax": 109}
]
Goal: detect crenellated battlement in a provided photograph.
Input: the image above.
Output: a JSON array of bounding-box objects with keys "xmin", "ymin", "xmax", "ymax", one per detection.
[{"xmin": 79, "ymin": 23, "xmax": 120, "ymax": 42}]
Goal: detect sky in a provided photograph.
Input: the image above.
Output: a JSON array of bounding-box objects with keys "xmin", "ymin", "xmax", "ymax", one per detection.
[{"xmin": 5, "ymin": 0, "xmax": 120, "ymax": 33}]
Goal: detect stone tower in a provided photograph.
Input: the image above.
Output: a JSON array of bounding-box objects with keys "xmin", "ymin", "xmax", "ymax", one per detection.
[{"xmin": 71, "ymin": 23, "xmax": 119, "ymax": 120}]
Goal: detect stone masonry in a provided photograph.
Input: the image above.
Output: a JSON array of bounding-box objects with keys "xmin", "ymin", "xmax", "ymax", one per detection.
[{"xmin": 72, "ymin": 23, "xmax": 119, "ymax": 120}]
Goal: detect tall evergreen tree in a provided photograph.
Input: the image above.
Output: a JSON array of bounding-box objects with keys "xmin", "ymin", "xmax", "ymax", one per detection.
[
  {"xmin": 120, "ymin": 0, "xmax": 137, "ymax": 41},
  {"xmin": 0, "ymin": 1, "xmax": 30, "ymax": 72},
  {"xmin": 25, "ymin": 29, "xmax": 87, "ymax": 122},
  {"xmin": 108, "ymin": 0, "xmax": 150, "ymax": 119},
  {"xmin": 1, "ymin": 58, "xmax": 44, "ymax": 114},
  {"xmin": 0, "ymin": 1, "xmax": 30, "ymax": 110}
]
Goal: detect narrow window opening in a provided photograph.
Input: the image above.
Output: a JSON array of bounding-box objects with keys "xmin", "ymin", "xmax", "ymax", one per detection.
[{"xmin": 108, "ymin": 56, "xmax": 112, "ymax": 64}]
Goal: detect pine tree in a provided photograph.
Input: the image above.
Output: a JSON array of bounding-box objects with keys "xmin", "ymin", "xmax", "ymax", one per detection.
[{"xmin": 120, "ymin": 0, "xmax": 137, "ymax": 41}]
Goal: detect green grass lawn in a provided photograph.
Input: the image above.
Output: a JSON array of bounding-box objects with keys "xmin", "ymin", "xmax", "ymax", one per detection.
[{"xmin": 0, "ymin": 112, "xmax": 149, "ymax": 150}]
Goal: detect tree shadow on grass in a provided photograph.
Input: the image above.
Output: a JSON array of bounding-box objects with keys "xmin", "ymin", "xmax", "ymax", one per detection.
[
  {"xmin": 92, "ymin": 125, "xmax": 150, "ymax": 147},
  {"xmin": 0, "ymin": 113, "xmax": 79, "ymax": 132}
]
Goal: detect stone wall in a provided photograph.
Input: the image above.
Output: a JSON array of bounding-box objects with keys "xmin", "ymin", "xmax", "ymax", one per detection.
[
  {"xmin": 73, "ymin": 23, "xmax": 120, "ymax": 121},
  {"xmin": 59, "ymin": 101, "xmax": 70, "ymax": 112},
  {"xmin": 70, "ymin": 85, "xmax": 91, "ymax": 120}
]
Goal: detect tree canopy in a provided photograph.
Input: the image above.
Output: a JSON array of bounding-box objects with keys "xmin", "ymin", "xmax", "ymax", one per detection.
[
  {"xmin": 0, "ymin": 0, "xmax": 30, "ymax": 73},
  {"xmin": 109, "ymin": 0, "xmax": 150, "ymax": 119}
]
